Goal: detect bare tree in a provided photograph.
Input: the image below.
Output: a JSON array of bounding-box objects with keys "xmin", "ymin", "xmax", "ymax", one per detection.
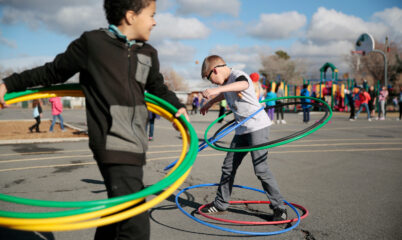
[
  {"xmin": 0, "ymin": 65, "xmax": 15, "ymax": 80},
  {"xmin": 348, "ymin": 40, "xmax": 402, "ymax": 86},
  {"xmin": 161, "ymin": 68, "xmax": 189, "ymax": 92},
  {"xmin": 259, "ymin": 51, "xmax": 306, "ymax": 85}
]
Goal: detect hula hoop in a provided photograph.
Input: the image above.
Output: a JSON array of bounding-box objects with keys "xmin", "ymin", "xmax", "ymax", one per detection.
[
  {"xmin": 175, "ymin": 183, "xmax": 301, "ymax": 236},
  {"xmin": 1, "ymin": 100, "xmax": 191, "ymax": 231},
  {"xmin": 0, "ymin": 103, "xmax": 187, "ymax": 229},
  {"xmin": 198, "ymin": 200, "xmax": 308, "ymax": 225},
  {"xmin": 204, "ymin": 96, "xmax": 332, "ymax": 152},
  {"xmin": 162, "ymin": 106, "xmax": 264, "ymax": 171},
  {"xmin": 1, "ymin": 84, "xmax": 199, "ymax": 231}
]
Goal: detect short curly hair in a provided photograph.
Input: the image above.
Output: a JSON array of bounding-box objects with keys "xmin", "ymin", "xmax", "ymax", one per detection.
[{"xmin": 104, "ymin": 0, "xmax": 156, "ymax": 25}]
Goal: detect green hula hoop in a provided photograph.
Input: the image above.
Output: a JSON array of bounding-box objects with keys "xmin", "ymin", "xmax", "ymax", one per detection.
[
  {"xmin": 1, "ymin": 84, "xmax": 198, "ymax": 219},
  {"xmin": 204, "ymin": 96, "xmax": 332, "ymax": 152}
]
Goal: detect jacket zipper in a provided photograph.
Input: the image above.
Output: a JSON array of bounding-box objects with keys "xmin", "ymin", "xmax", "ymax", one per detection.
[{"xmin": 127, "ymin": 44, "xmax": 145, "ymax": 152}]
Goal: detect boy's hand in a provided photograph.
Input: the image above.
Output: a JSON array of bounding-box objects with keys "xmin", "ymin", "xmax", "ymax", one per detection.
[
  {"xmin": 172, "ymin": 107, "xmax": 189, "ymax": 131},
  {"xmin": 0, "ymin": 83, "xmax": 9, "ymax": 109},
  {"xmin": 202, "ymin": 88, "xmax": 220, "ymax": 100},
  {"xmin": 200, "ymin": 101, "xmax": 212, "ymax": 115}
]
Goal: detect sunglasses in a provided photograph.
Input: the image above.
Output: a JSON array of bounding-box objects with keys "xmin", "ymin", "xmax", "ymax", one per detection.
[{"xmin": 205, "ymin": 64, "xmax": 226, "ymax": 81}]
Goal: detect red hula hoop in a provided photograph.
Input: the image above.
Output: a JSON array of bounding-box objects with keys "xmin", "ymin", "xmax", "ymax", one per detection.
[{"xmin": 198, "ymin": 200, "xmax": 309, "ymax": 225}]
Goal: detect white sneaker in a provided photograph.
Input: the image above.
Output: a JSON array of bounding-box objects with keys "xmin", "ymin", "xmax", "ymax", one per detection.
[
  {"xmin": 349, "ymin": 119, "xmax": 355, "ymax": 122},
  {"xmin": 380, "ymin": 117, "xmax": 385, "ymax": 120},
  {"xmin": 375, "ymin": 117, "xmax": 379, "ymax": 120},
  {"xmin": 281, "ymin": 120, "xmax": 287, "ymax": 124},
  {"xmin": 368, "ymin": 118, "xmax": 372, "ymax": 122},
  {"xmin": 276, "ymin": 120, "xmax": 280, "ymax": 124}
]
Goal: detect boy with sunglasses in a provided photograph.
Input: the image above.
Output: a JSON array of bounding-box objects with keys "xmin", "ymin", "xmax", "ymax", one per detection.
[{"xmin": 199, "ymin": 55, "xmax": 287, "ymax": 220}]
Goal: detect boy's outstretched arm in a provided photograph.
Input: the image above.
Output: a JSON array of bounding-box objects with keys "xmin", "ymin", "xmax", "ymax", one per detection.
[
  {"xmin": 202, "ymin": 81, "xmax": 248, "ymax": 100},
  {"xmin": 200, "ymin": 93, "xmax": 224, "ymax": 115},
  {"xmin": 0, "ymin": 83, "xmax": 8, "ymax": 109}
]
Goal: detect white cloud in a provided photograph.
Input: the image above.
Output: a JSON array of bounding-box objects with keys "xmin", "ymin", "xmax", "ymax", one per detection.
[
  {"xmin": 290, "ymin": 40, "xmax": 354, "ymax": 57},
  {"xmin": 210, "ymin": 44, "xmax": 271, "ymax": 73},
  {"xmin": 306, "ymin": 7, "xmax": 388, "ymax": 44},
  {"xmin": 1, "ymin": 1, "xmax": 106, "ymax": 37},
  {"xmin": 249, "ymin": 11, "xmax": 307, "ymax": 40},
  {"xmin": 154, "ymin": 40, "xmax": 196, "ymax": 65},
  {"xmin": 176, "ymin": 0, "xmax": 240, "ymax": 17},
  {"xmin": 372, "ymin": 7, "xmax": 402, "ymax": 42},
  {"xmin": 151, "ymin": 13, "xmax": 210, "ymax": 42},
  {"xmin": 46, "ymin": 5, "xmax": 106, "ymax": 36},
  {"xmin": 156, "ymin": 0, "xmax": 175, "ymax": 12},
  {"xmin": 289, "ymin": 40, "xmax": 354, "ymax": 74}
]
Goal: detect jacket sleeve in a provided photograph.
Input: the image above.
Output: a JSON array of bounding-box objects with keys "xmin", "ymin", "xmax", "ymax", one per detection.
[
  {"xmin": 3, "ymin": 33, "xmax": 88, "ymax": 93},
  {"xmin": 145, "ymin": 49, "xmax": 185, "ymax": 110}
]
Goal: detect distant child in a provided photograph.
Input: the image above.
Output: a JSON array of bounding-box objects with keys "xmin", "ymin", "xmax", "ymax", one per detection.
[
  {"xmin": 265, "ymin": 83, "xmax": 277, "ymax": 122},
  {"xmin": 29, "ymin": 99, "xmax": 43, "ymax": 133},
  {"xmin": 199, "ymin": 55, "xmax": 287, "ymax": 220},
  {"xmin": 345, "ymin": 89, "xmax": 355, "ymax": 121},
  {"xmin": 49, "ymin": 97, "xmax": 65, "ymax": 132},
  {"xmin": 217, "ymin": 99, "xmax": 227, "ymax": 123},
  {"xmin": 147, "ymin": 111, "xmax": 159, "ymax": 141},
  {"xmin": 355, "ymin": 88, "xmax": 372, "ymax": 121},
  {"xmin": 0, "ymin": 0, "xmax": 188, "ymax": 239},
  {"xmin": 368, "ymin": 85, "xmax": 376, "ymax": 118},
  {"xmin": 398, "ymin": 86, "xmax": 402, "ymax": 121},
  {"xmin": 275, "ymin": 82, "xmax": 286, "ymax": 124},
  {"xmin": 377, "ymin": 86, "xmax": 388, "ymax": 120},
  {"xmin": 249, "ymin": 72, "xmax": 263, "ymax": 101},
  {"xmin": 191, "ymin": 94, "xmax": 199, "ymax": 114},
  {"xmin": 300, "ymin": 84, "xmax": 311, "ymax": 123}
]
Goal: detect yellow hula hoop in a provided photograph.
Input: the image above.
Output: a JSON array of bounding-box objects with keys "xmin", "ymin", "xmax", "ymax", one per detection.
[
  {"xmin": 5, "ymin": 90, "xmax": 85, "ymax": 105},
  {"xmin": 0, "ymin": 103, "xmax": 187, "ymax": 227},
  {"xmin": 1, "ymin": 103, "xmax": 190, "ymax": 231},
  {"xmin": 2, "ymin": 92, "xmax": 192, "ymax": 231},
  {"xmin": 9, "ymin": 106, "xmax": 191, "ymax": 231}
]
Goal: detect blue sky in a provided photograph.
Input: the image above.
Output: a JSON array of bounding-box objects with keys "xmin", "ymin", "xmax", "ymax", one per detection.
[{"xmin": 0, "ymin": 0, "xmax": 401, "ymax": 89}]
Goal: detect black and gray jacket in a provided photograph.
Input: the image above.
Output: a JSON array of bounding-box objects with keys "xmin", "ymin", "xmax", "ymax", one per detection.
[{"xmin": 4, "ymin": 29, "xmax": 184, "ymax": 166}]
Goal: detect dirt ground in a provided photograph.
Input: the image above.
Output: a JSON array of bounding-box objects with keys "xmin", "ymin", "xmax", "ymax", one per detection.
[{"xmin": 0, "ymin": 120, "xmax": 87, "ymax": 140}]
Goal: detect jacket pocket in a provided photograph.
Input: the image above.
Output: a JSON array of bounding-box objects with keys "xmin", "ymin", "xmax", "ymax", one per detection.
[
  {"xmin": 136, "ymin": 54, "xmax": 152, "ymax": 85},
  {"xmin": 106, "ymin": 105, "xmax": 148, "ymax": 153}
]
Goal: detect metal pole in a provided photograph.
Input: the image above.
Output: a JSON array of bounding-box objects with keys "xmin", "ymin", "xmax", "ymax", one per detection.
[{"xmin": 372, "ymin": 49, "xmax": 388, "ymax": 87}]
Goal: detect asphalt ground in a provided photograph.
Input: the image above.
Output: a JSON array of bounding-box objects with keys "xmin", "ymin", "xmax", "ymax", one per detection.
[{"xmin": 0, "ymin": 108, "xmax": 401, "ymax": 240}]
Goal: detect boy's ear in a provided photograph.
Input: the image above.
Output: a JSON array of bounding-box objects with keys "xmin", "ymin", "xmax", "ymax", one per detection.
[{"xmin": 125, "ymin": 10, "xmax": 136, "ymax": 25}]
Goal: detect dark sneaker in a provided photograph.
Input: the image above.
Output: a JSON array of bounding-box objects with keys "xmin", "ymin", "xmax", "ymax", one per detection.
[
  {"xmin": 273, "ymin": 208, "xmax": 287, "ymax": 221},
  {"xmin": 200, "ymin": 203, "xmax": 225, "ymax": 214}
]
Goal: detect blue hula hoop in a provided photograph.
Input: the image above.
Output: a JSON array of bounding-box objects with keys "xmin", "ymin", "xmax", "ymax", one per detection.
[
  {"xmin": 164, "ymin": 106, "xmax": 265, "ymax": 171},
  {"xmin": 175, "ymin": 183, "xmax": 301, "ymax": 236}
]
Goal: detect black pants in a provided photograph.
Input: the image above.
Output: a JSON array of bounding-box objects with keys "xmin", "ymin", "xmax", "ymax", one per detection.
[
  {"xmin": 399, "ymin": 102, "xmax": 402, "ymax": 119},
  {"xmin": 275, "ymin": 102, "xmax": 284, "ymax": 120},
  {"xmin": 218, "ymin": 106, "xmax": 225, "ymax": 123},
  {"xmin": 29, "ymin": 116, "xmax": 41, "ymax": 132},
  {"xmin": 94, "ymin": 163, "xmax": 150, "ymax": 240},
  {"xmin": 349, "ymin": 104, "xmax": 355, "ymax": 119}
]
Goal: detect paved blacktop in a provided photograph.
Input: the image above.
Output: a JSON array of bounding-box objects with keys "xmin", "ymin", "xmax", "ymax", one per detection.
[{"xmin": 0, "ymin": 108, "xmax": 401, "ymax": 240}]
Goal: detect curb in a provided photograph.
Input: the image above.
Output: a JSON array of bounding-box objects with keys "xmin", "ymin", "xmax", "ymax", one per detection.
[{"xmin": 0, "ymin": 137, "xmax": 88, "ymax": 145}]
